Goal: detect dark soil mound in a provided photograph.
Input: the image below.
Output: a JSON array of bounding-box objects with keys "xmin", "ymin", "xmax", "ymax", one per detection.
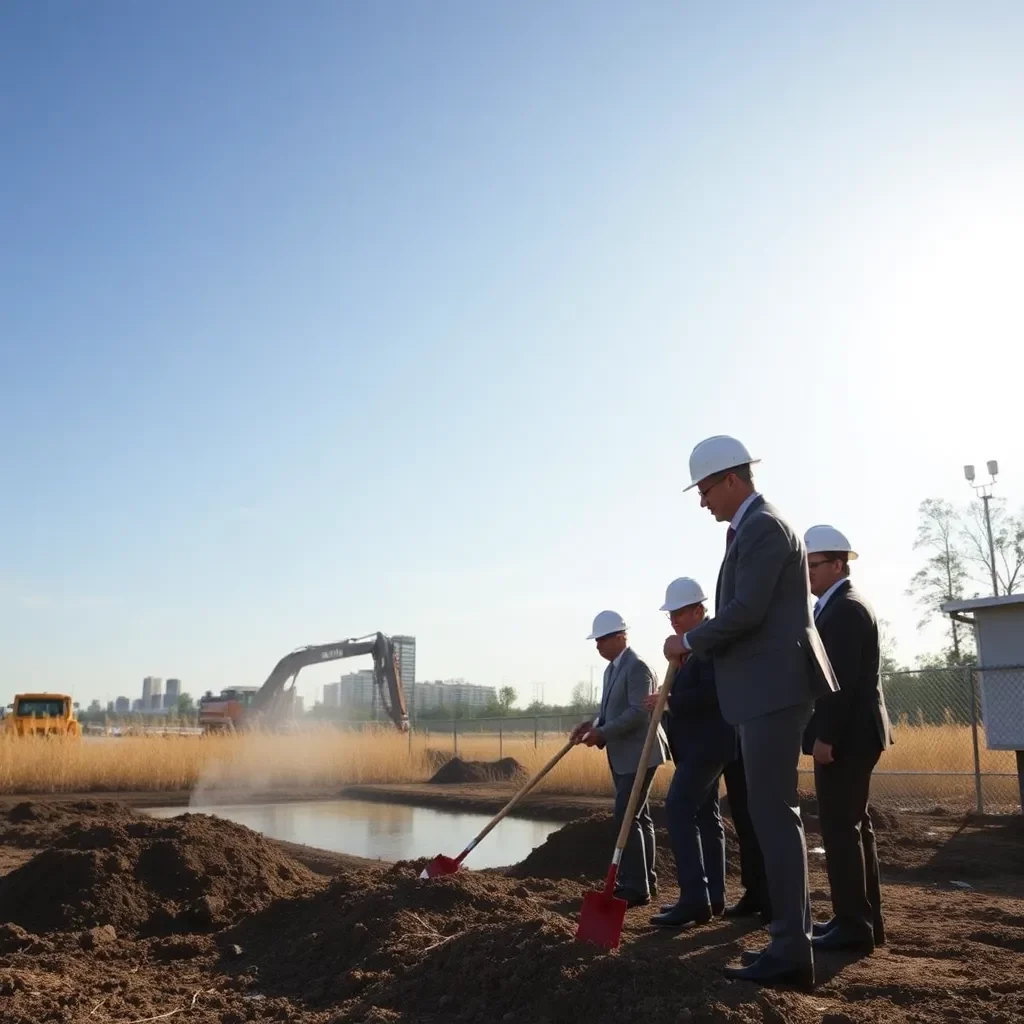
[
  {"xmin": 0, "ymin": 812, "xmax": 322, "ymax": 936},
  {"xmin": 224, "ymin": 867, "xmax": 773, "ymax": 1023},
  {"xmin": 428, "ymin": 756, "xmax": 528, "ymax": 785},
  {"xmin": 0, "ymin": 800, "xmax": 141, "ymax": 848},
  {"xmin": 423, "ymin": 748, "xmax": 453, "ymax": 770},
  {"xmin": 506, "ymin": 812, "xmax": 742, "ymax": 884}
]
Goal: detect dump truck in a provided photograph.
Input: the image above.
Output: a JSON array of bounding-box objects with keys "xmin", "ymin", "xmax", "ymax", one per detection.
[{"xmin": 2, "ymin": 693, "xmax": 82, "ymax": 738}]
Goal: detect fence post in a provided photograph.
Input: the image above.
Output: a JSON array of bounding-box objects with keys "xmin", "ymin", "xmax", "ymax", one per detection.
[
  {"xmin": 967, "ymin": 666, "xmax": 984, "ymax": 814},
  {"xmin": 499, "ymin": 720, "xmax": 503, "ymax": 760},
  {"xmin": 408, "ymin": 721, "xmax": 413, "ymax": 755},
  {"xmin": 534, "ymin": 717, "xmax": 538, "ymax": 749},
  {"xmin": 453, "ymin": 718, "xmax": 458, "ymax": 756}
]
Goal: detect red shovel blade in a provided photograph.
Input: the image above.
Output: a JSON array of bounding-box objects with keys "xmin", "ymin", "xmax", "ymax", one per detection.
[
  {"xmin": 419, "ymin": 854, "xmax": 462, "ymax": 879},
  {"xmin": 575, "ymin": 888, "xmax": 627, "ymax": 949}
]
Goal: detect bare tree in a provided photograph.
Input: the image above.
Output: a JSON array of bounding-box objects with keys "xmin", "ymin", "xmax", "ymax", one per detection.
[
  {"xmin": 906, "ymin": 498, "xmax": 974, "ymax": 664},
  {"xmin": 960, "ymin": 497, "xmax": 1024, "ymax": 596},
  {"xmin": 877, "ymin": 619, "xmax": 903, "ymax": 674},
  {"xmin": 569, "ymin": 681, "xmax": 593, "ymax": 711}
]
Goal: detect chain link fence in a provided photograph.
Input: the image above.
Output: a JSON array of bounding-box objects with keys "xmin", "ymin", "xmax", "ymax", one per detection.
[{"xmin": 340, "ymin": 665, "xmax": 1023, "ymax": 814}]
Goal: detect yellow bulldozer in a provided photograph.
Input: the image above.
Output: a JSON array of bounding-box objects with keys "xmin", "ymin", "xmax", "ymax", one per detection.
[{"xmin": 2, "ymin": 693, "xmax": 82, "ymax": 738}]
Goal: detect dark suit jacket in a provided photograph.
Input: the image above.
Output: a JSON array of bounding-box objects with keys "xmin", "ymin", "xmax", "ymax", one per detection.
[
  {"xmin": 802, "ymin": 580, "xmax": 894, "ymax": 757},
  {"xmin": 686, "ymin": 495, "xmax": 839, "ymax": 725},
  {"xmin": 663, "ymin": 652, "xmax": 738, "ymax": 767}
]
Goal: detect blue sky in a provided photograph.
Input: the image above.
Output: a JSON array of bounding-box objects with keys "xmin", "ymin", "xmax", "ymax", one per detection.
[{"xmin": 2, "ymin": 2, "xmax": 1023, "ymax": 709}]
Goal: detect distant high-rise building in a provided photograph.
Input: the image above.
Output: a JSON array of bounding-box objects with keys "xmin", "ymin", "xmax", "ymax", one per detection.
[
  {"xmin": 293, "ymin": 695, "xmax": 304, "ymax": 716},
  {"xmin": 323, "ymin": 682, "xmax": 341, "ymax": 709},
  {"xmin": 163, "ymin": 693, "xmax": 177, "ymax": 710},
  {"xmin": 142, "ymin": 676, "xmax": 163, "ymax": 710},
  {"xmin": 166, "ymin": 678, "xmax": 181, "ymax": 701},
  {"xmin": 411, "ymin": 679, "xmax": 496, "ymax": 712},
  {"xmin": 115, "ymin": 697, "xmax": 130, "ymax": 714},
  {"xmin": 337, "ymin": 670, "xmax": 377, "ymax": 709},
  {"xmin": 132, "ymin": 698, "xmax": 143, "ymax": 713}
]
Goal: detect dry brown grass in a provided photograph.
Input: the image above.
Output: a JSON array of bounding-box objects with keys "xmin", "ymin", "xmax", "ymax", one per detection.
[{"xmin": 0, "ymin": 722, "xmax": 1018, "ymax": 810}]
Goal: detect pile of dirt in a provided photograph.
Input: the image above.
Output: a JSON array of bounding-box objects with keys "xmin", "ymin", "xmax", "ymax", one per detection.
[
  {"xmin": 427, "ymin": 756, "xmax": 528, "ymax": 785},
  {"xmin": 223, "ymin": 867, "xmax": 742, "ymax": 1023},
  {"xmin": 506, "ymin": 812, "xmax": 742, "ymax": 884},
  {"xmin": 0, "ymin": 811, "xmax": 322, "ymax": 936},
  {"xmin": 0, "ymin": 800, "xmax": 142, "ymax": 848}
]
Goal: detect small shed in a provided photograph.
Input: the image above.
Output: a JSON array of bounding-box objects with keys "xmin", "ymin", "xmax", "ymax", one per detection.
[{"xmin": 941, "ymin": 593, "xmax": 1024, "ymax": 811}]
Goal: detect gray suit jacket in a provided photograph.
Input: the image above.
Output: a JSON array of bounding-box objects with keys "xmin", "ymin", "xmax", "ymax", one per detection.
[
  {"xmin": 686, "ymin": 495, "xmax": 839, "ymax": 726},
  {"xmin": 596, "ymin": 647, "xmax": 668, "ymax": 775}
]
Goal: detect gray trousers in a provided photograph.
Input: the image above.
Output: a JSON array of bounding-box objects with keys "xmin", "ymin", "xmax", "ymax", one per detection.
[
  {"xmin": 611, "ymin": 766, "xmax": 658, "ymax": 895},
  {"xmin": 739, "ymin": 701, "xmax": 814, "ymax": 965}
]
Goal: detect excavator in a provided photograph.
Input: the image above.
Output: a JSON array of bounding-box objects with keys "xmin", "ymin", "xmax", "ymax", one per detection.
[{"xmin": 198, "ymin": 632, "xmax": 409, "ymax": 733}]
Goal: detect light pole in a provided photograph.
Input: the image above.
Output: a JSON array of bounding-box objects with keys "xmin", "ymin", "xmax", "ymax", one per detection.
[{"xmin": 964, "ymin": 460, "xmax": 1000, "ymax": 597}]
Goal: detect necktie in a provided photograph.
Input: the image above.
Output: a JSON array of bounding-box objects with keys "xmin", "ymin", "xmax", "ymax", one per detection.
[
  {"xmin": 813, "ymin": 599, "xmax": 822, "ymax": 620},
  {"xmin": 726, "ymin": 526, "xmax": 736, "ymax": 551}
]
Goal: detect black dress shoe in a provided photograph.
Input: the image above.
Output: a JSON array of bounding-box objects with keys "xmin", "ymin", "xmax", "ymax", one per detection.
[
  {"xmin": 723, "ymin": 953, "xmax": 815, "ymax": 992},
  {"xmin": 614, "ymin": 888, "xmax": 651, "ymax": 908},
  {"xmin": 650, "ymin": 903, "xmax": 713, "ymax": 928},
  {"xmin": 724, "ymin": 892, "xmax": 763, "ymax": 918},
  {"xmin": 812, "ymin": 917, "xmax": 839, "ymax": 937},
  {"xmin": 661, "ymin": 899, "xmax": 725, "ymax": 916},
  {"xmin": 812, "ymin": 927, "xmax": 874, "ymax": 954}
]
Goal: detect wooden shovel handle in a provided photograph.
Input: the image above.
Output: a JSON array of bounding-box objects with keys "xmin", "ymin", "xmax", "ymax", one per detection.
[
  {"xmin": 457, "ymin": 734, "xmax": 578, "ymax": 860},
  {"xmin": 611, "ymin": 661, "xmax": 677, "ymax": 855}
]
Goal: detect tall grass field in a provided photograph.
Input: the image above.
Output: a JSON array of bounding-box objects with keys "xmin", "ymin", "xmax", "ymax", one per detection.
[{"xmin": 0, "ymin": 723, "xmax": 1018, "ymax": 811}]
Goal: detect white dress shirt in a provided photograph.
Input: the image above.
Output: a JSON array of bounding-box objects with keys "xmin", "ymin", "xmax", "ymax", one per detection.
[{"xmin": 814, "ymin": 577, "xmax": 848, "ymax": 619}]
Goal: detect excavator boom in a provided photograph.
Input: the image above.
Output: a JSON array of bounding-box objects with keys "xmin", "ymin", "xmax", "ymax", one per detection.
[{"xmin": 200, "ymin": 632, "xmax": 409, "ymax": 732}]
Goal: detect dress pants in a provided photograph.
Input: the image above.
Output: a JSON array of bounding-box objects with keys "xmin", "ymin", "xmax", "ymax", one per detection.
[
  {"xmin": 739, "ymin": 701, "xmax": 815, "ymax": 966},
  {"xmin": 814, "ymin": 746, "xmax": 884, "ymax": 941},
  {"xmin": 723, "ymin": 752, "xmax": 769, "ymax": 908},
  {"xmin": 665, "ymin": 755, "xmax": 726, "ymax": 908},
  {"xmin": 611, "ymin": 766, "xmax": 658, "ymax": 896}
]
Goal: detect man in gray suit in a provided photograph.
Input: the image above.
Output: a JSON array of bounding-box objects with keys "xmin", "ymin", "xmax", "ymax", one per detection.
[
  {"xmin": 664, "ymin": 436, "xmax": 838, "ymax": 991},
  {"xmin": 572, "ymin": 610, "xmax": 668, "ymax": 907}
]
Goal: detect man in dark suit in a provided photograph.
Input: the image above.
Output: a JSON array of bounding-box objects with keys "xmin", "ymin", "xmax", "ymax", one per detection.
[
  {"xmin": 664, "ymin": 435, "xmax": 839, "ymax": 991},
  {"xmin": 647, "ymin": 576, "xmax": 739, "ymax": 928},
  {"xmin": 802, "ymin": 525, "xmax": 893, "ymax": 954}
]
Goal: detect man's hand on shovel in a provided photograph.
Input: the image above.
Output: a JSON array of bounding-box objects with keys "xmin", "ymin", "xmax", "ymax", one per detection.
[
  {"xmin": 662, "ymin": 634, "xmax": 691, "ymax": 661},
  {"xmin": 569, "ymin": 721, "xmax": 591, "ymax": 745}
]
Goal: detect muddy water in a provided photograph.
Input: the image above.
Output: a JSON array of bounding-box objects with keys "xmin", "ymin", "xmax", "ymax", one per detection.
[{"xmin": 143, "ymin": 798, "xmax": 561, "ymax": 869}]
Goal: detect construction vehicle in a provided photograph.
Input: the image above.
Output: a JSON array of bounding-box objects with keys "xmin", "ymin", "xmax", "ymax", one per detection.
[
  {"xmin": 2, "ymin": 693, "xmax": 82, "ymax": 738},
  {"xmin": 198, "ymin": 632, "xmax": 409, "ymax": 733}
]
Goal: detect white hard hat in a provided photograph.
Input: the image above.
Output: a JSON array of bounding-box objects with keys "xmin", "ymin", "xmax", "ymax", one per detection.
[
  {"xmin": 684, "ymin": 435, "xmax": 760, "ymax": 491},
  {"xmin": 804, "ymin": 524, "xmax": 858, "ymax": 560},
  {"xmin": 659, "ymin": 577, "xmax": 707, "ymax": 611},
  {"xmin": 587, "ymin": 610, "xmax": 628, "ymax": 640}
]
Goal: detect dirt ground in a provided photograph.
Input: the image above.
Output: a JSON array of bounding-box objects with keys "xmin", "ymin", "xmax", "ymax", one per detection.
[{"xmin": 0, "ymin": 796, "xmax": 1022, "ymax": 1024}]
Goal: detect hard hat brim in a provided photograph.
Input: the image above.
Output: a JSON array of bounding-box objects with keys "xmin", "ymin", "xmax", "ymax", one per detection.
[
  {"xmin": 683, "ymin": 457, "xmax": 761, "ymax": 492},
  {"xmin": 659, "ymin": 598, "xmax": 706, "ymax": 611}
]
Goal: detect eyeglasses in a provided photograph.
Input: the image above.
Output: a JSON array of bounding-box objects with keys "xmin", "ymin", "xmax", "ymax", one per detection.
[
  {"xmin": 807, "ymin": 559, "xmax": 833, "ymax": 570},
  {"xmin": 697, "ymin": 475, "xmax": 729, "ymax": 500}
]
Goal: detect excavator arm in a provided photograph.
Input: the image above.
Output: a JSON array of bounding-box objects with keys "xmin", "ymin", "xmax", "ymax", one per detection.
[{"xmin": 249, "ymin": 632, "xmax": 409, "ymax": 730}]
